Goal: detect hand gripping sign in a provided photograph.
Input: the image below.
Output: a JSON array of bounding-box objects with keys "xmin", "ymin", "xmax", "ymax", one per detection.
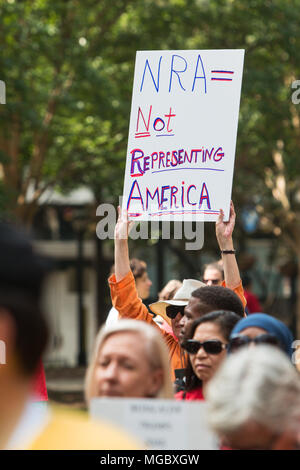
[{"xmin": 122, "ymin": 50, "xmax": 244, "ymax": 222}]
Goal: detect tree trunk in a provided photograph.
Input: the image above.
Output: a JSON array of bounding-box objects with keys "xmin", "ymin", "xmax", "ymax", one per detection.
[
  {"xmin": 95, "ymin": 234, "xmax": 111, "ymax": 328},
  {"xmin": 15, "ymin": 202, "xmax": 39, "ymax": 227}
]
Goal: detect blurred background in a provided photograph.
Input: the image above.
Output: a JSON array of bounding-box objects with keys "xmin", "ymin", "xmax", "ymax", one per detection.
[{"xmin": 0, "ymin": 0, "xmax": 300, "ymax": 405}]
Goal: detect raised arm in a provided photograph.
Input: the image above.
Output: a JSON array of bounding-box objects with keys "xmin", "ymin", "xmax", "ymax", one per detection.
[
  {"xmin": 216, "ymin": 200, "xmax": 241, "ymax": 289},
  {"xmin": 114, "ymin": 206, "xmax": 133, "ymax": 282},
  {"xmin": 110, "ymin": 207, "xmax": 158, "ymax": 325}
]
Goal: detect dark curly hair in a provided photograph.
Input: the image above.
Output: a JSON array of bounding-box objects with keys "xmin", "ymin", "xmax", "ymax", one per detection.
[{"xmin": 191, "ymin": 285, "xmax": 245, "ymax": 318}]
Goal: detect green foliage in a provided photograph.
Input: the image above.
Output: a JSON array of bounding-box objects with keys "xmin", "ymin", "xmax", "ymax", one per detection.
[{"xmin": 0, "ymin": 0, "xmax": 299, "ymax": 235}]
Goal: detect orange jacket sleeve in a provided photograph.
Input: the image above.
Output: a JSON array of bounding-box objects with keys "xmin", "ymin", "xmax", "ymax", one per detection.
[
  {"xmin": 108, "ymin": 271, "xmax": 186, "ymax": 379},
  {"xmin": 109, "ymin": 271, "xmax": 158, "ymax": 325},
  {"xmin": 222, "ymin": 280, "xmax": 247, "ymax": 313}
]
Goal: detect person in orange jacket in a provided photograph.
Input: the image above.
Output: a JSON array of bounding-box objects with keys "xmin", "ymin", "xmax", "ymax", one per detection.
[{"xmin": 109, "ymin": 202, "xmax": 246, "ymax": 381}]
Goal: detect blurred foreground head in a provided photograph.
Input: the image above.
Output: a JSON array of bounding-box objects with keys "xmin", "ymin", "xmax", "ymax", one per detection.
[
  {"xmin": 85, "ymin": 319, "xmax": 174, "ymax": 402},
  {"xmin": 206, "ymin": 345, "xmax": 300, "ymax": 450},
  {"xmin": 0, "ymin": 223, "xmax": 50, "ymax": 377},
  {"xmin": 0, "ymin": 223, "xmax": 51, "ymax": 449}
]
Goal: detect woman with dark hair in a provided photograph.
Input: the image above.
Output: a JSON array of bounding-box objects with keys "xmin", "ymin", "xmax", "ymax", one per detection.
[
  {"xmin": 106, "ymin": 258, "xmax": 152, "ymax": 327},
  {"xmin": 176, "ymin": 311, "xmax": 240, "ymax": 400}
]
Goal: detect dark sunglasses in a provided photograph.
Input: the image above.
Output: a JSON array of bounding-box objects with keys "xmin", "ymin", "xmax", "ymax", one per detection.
[
  {"xmin": 182, "ymin": 339, "xmax": 227, "ymax": 355},
  {"xmin": 228, "ymin": 333, "xmax": 280, "ymax": 353},
  {"xmin": 166, "ymin": 304, "xmax": 185, "ymax": 320}
]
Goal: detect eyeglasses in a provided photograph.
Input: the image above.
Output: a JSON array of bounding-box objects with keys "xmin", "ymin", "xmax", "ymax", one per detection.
[
  {"xmin": 202, "ymin": 279, "xmax": 220, "ymax": 285},
  {"xmin": 166, "ymin": 305, "xmax": 185, "ymax": 320},
  {"xmin": 228, "ymin": 334, "xmax": 281, "ymax": 353},
  {"xmin": 182, "ymin": 339, "xmax": 227, "ymax": 355}
]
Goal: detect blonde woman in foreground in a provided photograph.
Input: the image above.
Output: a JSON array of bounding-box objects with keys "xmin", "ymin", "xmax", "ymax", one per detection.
[{"xmin": 85, "ymin": 319, "xmax": 174, "ymax": 403}]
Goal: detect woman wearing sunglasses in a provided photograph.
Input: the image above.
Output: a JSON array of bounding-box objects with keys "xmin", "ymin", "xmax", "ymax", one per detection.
[
  {"xmin": 176, "ymin": 310, "xmax": 241, "ymax": 400},
  {"xmin": 228, "ymin": 313, "xmax": 294, "ymax": 358}
]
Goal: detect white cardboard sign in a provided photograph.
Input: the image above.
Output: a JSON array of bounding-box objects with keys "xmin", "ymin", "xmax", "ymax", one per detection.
[
  {"xmin": 122, "ymin": 49, "xmax": 244, "ymax": 221},
  {"xmin": 90, "ymin": 398, "xmax": 218, "ymax": 450}
]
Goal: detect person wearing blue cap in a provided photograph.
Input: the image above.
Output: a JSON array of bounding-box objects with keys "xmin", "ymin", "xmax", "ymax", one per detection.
[{"xmin": 228, "ymin": 313, "xmax": 294, "ymax": 358}]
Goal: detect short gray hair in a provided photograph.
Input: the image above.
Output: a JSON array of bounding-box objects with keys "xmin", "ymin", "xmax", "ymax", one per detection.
[{"xmin": 206, "ymin": 345, "xmax": 300, "ymax": 435}]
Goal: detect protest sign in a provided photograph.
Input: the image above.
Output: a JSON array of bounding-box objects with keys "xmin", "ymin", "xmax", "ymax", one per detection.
[
  {"xmin": 122, "ymin": 49, "xmax": 244, "ymax": 221},
  {"xmin": 90, "ymin": 398, "xmax": 218, "ymax": 450}
]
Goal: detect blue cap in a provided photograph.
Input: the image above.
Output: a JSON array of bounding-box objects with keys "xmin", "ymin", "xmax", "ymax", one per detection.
[{"xmin": 230, "ymin": 313, "xmax": 294, "ymax": 357}]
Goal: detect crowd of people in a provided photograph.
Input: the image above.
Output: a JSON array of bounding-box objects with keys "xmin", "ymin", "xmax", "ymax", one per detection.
[{"xmin": 1, "ymin": 201, "xmax": 300, "ymax": 450}]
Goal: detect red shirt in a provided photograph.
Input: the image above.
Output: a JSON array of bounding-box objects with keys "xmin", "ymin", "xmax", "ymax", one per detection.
[
  {"xmin": 31, "ymin": 360, "xmax": 48, "ymax": 401},
  {"xmin": 244, "ymin": 290, "xmax": 262, "ymax": 314},
  {"xmin": 175, "ymin": 386, "xmax": 204, "ymax": 401}
]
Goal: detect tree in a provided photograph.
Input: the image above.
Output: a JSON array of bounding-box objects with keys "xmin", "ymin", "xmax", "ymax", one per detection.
[
  {"xmin": 0, "ymin": 0, "xmax": 145, "ymax": 223},
  {"xmin": 0, "ymin": 0, "xmax": 209, "ymax": 224}
]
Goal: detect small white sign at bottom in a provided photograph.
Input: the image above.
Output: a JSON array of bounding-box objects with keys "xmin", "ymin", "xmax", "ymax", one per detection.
[{"xmin": 90, "ymin": 398, "xmax": 218, "ymax": 450}]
